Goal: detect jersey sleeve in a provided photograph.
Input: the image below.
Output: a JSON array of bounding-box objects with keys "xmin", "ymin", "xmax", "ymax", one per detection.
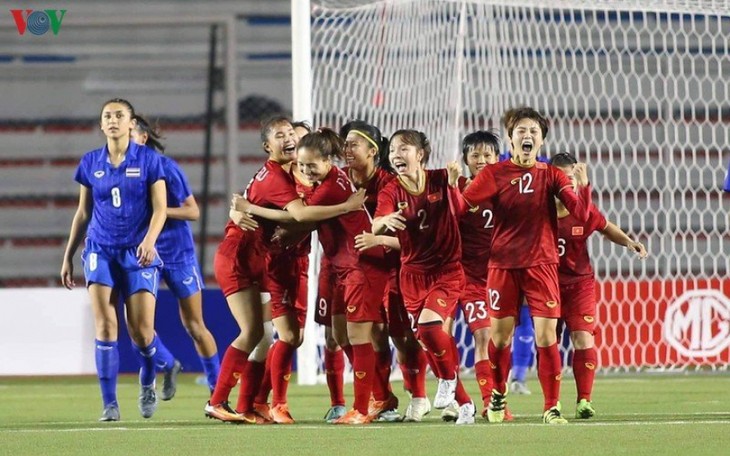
[
  {"xmin": 554, "ymin": 167, "xmax": 591, "ymax": 222},
  {"xmin": 146, "ymin": 151, "xmax": 166, "ymax": 186},
  {"xmin": 74, "ymin": 155, "xmax": 91, "ymax": 187},
  {"xmin": 462, "ymin": 165, "xmax": 497, "ymax": 207},
  {"xmin": 374, "ymin": 183, "xmax": 397, "ymax": 217},
  {"xmin": 261, "ymin": 171, "xmax": 300, "ymax": 209},
  {"xmin": 588, "ymin": 204, "xmax": 608, "ymax": 234},
  {"xmin": 308, "ymin": 177, "xmax": 351, "ymax": 206}
]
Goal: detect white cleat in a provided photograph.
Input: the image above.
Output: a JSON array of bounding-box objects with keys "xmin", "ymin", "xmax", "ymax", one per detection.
[
  {"xmin": 440, "ymin": 400, "xmax": 458, "ymax": 422},
  {"xmin": 433, "ymin": 377, "xmax": 457, "ymax": 409},
  {"xmin": 455, "ymin": 401, "xmax": 476, "ymax": 425},
  {"xmin": 403, "ymin": 397, "xmax": 431, "ymax": 422}
]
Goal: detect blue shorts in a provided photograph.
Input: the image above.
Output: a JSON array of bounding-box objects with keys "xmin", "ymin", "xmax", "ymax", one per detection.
[
  {"xmin": 81, "ymin": 238, "xmax": 162, "ymax": 298},
  {"xmin": 162, "ymin": 262, "xmax": 204, "ymax": 299}
]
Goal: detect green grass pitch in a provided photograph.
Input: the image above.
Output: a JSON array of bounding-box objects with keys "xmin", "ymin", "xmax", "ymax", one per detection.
[{"xmin": 1, "ymin": 374, "xmax": 728, "ymax": 455}]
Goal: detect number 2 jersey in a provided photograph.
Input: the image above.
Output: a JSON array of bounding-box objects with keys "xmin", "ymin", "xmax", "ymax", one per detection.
[
  {"xmin": 74, "ymin": 142, "xmax": 165, "ymax": 248},
  {"xmin": 457, "ymin": 175, "xmax": 493, "ymax": 286},
  {"xmin": 462, "ymin": 159, "xmax": 592, "ymax": 269},
  {"xmin": 375, "ymin": 169, "xmax": 462, "ymax": 274}
]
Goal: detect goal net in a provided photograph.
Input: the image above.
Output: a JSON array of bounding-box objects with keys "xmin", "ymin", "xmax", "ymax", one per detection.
[{"xmin": 298, "ymin": 0, "xmax": 730, "ymax": 381}]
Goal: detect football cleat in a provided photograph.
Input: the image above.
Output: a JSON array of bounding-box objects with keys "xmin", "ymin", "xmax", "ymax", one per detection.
[
  {"xmin": 403, "ymin": 396, "xmax": 431, "ymax": 422},
  {"xmin": 486, "ymin": 389, "xmax": 507, "ymax": 423},
  {"xmin": 98, "ymin": 403, "xmax": 120, "ymax": 422},
  {"xmin": 455, "ymin": 401, "xmax": 476, "ymax": 425},
  {"xmin": 510, "ymin": 380, "xmax": 532, "ymax": 395},
  {"xmin": 270, "ymin": 403, "xmax": 295, "ymax": 424},
  {"xmin": 138, "ymin": 385, "xmax": 158, "ymax": 419},
  {"xmin": 253, "ymin": 402, "xmax": 273, "ymax": 421},
  {"xmin": 543, "ymin": 402, "xmax": 569, "ymax": 424},
  {"xmin": 161, "ymin": 360, "xmax": 183, "ymax": 401},
  {"xmin": 333, "ymin": 409, "xmax": 372, "ymax": 425},
  {"xmin": 204, "ymin": 401, "xmax": 253, "ymax": 423},
  {"xmin": 575, "ymin": 399, "xmax": 595, "ymax": 419},
  {"xmin": 433, "ymin": 377, "xmax": 457, "ymax": 409},
  {"xmin": 441, "ymin": 401, "xmax": 459, "ymax": 422},
  {"xmin": 324, "ymin": 405, "xmax": 347, "ymax": 423}
]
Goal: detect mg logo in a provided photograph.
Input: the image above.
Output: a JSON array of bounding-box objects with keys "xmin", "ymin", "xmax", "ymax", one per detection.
[{"xmin": 663, "ymin": 289, "xmax": 730, "ymax": 357}]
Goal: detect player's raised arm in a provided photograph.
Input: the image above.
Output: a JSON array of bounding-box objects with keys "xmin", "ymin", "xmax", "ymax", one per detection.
[
  {"xmin": 600, "ymin": 221, "xmax": 648, "ymax": 259},
  {"xmin": 461, "ymin": 164, "xmax": 497, "ymax": 209},
  {"xmin": 354, "ymin": 231, "xmax": 401, "ymax": 251},
  {"xmin": 232, "ymin": 189, "xmax": 365, "ymax": 223}
]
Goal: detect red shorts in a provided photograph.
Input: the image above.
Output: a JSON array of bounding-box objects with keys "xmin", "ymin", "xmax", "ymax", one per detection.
[
  {"xmin": 266, "ymin": 253, "xmax": 309, "ymax": 327},
  {"xmin": 382, "ymin": 269, "xmax": 412, "ymax": 338},
  {"xmin": 560, "ymin": 277, "xmax": 597, "ymax": 333},
  {"xmin": 315, "ymin": 257, "xmax": 347, "ymax": 325},
  {"xmin": 459, "ymin": 280, "xmax": 490, "ymax": 332},
  {"xmin": 213, "ymin": 234, "xmax": 265, "ymax": 297},
  {"xmin": 343, "ymin": 264, "xmax": 388, "ymax": 323},
  {"xmin": 487, "ymin": 264, "xmax": 561, "ymax": 319},
  {"xmin": 400, "ymin": 263, "xmax": 465, "ymax": 324}
]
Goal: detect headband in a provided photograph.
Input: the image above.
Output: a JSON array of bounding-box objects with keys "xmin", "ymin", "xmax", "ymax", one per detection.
[{"xmin": 350, "ymin": 129, "xmax": 379, "ymax": 150}]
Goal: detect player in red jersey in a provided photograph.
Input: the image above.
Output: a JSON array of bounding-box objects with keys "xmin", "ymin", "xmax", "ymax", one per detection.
[
  {"xmin": 343, "ymin": 120, "xmax": 428, "ymax": 421},
  {"xmin": 215, "ymin": 117, "xmax": 362, "ymax": 424},
  {"xmin": 238, "ymin": 128, "xmax": 391, "ymax": 424},
  {"xmin": 550, "ymin": 152, "xmax": 647, "ymax": 419},
  {"xmin": 461, "ymin": 107, "xmax": 593, "ymax": 424},
  {"xmin": 440, "ymin": 130, "xmax": 502, "ymax": 421},
  {"xmin": 373, "ymin": 129, "xmax": 476, "ymax": 425}
]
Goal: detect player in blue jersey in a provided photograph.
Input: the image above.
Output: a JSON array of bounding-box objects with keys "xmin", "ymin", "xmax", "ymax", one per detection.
[
  {"xmin": 61, "ymin": 98, "xmax": 168, "ymax": 422},
  {"xmin": 724, "ymin": 158, "xmax": 730, "ymax": 192},
  {"xmin": 131, "ymin": 115, "xmax": 220, "ymax": 394}
]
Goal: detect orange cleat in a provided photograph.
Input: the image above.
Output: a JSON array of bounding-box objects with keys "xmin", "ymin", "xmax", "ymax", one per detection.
[
  {"xmin": 204, "ymin": 401, "xmax": 254, "ymax": 424},
  {"xmin": 481, "ymin": 405, "xmax": 515, "ymax": 422},
  {"xmin": 334, "ymin": 408, "xmax": 373, "ymax": 425},
  {"xmin": 239, "ymin": 410, "xmax": 274, "ymax": 425},
  {"xmin": 270, "ymin": 403, "xmax": 295, "ymax": 424},
  {"xmin": 367, "ymin": 393, "xmax": 399, "ymax": 421},
  {"xmin": 253, "ymin": 402, "xmax": 273, "ymax": 421}
]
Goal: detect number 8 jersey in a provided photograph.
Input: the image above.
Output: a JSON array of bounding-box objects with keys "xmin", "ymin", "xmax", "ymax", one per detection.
[{"xmin": 74, "ymin": 142, "xmax": 165, "ymax": 248}]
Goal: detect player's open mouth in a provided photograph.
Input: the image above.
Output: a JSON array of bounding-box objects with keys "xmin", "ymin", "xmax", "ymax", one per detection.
[
  {"xmin": 345, "ymin": 155, "xmax": 354, "ymax": 163},
  {"xmin": 392, "ymin": 161, "xmax": 407, "ymax": 172},
  {"xmin": 521, "ymin": 141, "xmax": 533, "ymax": 153},
  {"xmin": 283, "ymin": 145, "xmax": 296, "ymax": 155}
]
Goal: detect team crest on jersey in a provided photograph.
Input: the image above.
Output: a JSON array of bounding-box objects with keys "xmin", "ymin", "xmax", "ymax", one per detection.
[
  {"xmin": 583, "ymin": 315, "xmax": 594, "ymax": 323},
  {"xmin": 355, "ymin": 371, "xmax": 367, "ymax": 379},
  {"xmin": 436, "ymin": 298, "xmax": 447, "ymax": 308},
  {"xmin": 141, "ymin": 272, "xmax": 153, "ymax": 279},
  {"xmin": 94, "ymin": 170, "xmax": 105, "ymax": 178},
  {"xmin": 546, "ymin": 300, "xmax": 558, "ymax": 308},
  {"xmin": 427, "ymin": 192, "xmax": 441, "ymax": 203},
  {"xmin": 572, "ymin": 226, "xmax": 584, "ymax": 236},
  {"xmin": 347, "ymin": 305, "xmax": 357, "ymax": 313},
  {"xmin": 585, "ymin": 363, "xmax": 596, "ymax": 370},
  {"xmin": 468, "ymin": 205, "xmax": 480, "ymax": 213},
  {"xmin": 433, "ymin": 349, "xmax": 447, "ymax": 357},
  {"xmin": 183, "ymin": 277, "xmax": 194, "ymax": 285},
  {"xmin": 397, "ymin": 201, "xmax": 409, "ymax": 210},
  {"xmin": 125, "ymin": 167, "xmax": 141, "ymax": 177}
]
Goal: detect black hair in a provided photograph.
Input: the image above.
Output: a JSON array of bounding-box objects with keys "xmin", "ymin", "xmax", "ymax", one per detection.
[
  {"xmin": 100, "ymin": 98, "xmax": 135, "ymax": 119},
  {"xmin": 461, "ymin": 130, "xmax": 500, "ymax": 164},
  {"xmin": 132, "ymin": 114, "xmax": 166, "ymax": 153},
  {"xmin": 292, "ymin": 120, "xmax": 312, "ymax": 133},
  {"xmin": 259, "ymin": 115, "xmax": 293, "ymax": 144},
  {"xmin": 340, "ymin": 119, "xmax": 393, "ymax": 173},
  {"xmin": 503, "ymin": 106, "xmax": 549, "ymax": 139},
  {"xmin": 549, "ymin": 152, "xmax": 578, "ymax": 167},
  {"xmin": 298, "ymin": 127, "xmax": 345, "ymax": 161},
  {"xmin": 389, "ymin": 129, "xmax": 431, "ymax": 165}
]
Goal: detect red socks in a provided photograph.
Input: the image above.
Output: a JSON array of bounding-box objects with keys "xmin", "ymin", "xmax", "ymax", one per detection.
[
  {"xmin": 537, "ymin": 344, "xmax": 562, "ymax": 411},
  {"xmin": 487, "ymin": 340, "xmax": 511, "ymax": 394},
  {"xmin": 400, "ymin": 346, "xmax": 427, "ymax": 398},
  {"xmin": 236, "ymin": 360, "xmax": 265, "ymax": 413},
  {"xmin": 474, "ymin": 359, "xmax": 494, "ymax": 407},
  {"xmin": 254, "ymin": 349, "xmax": 273, "ymax": 404},
  {"xmin": 210, "ymin": 345, "xmax": 249, "ymax": 405},
  {"xmin": 372, "ymin": 349, "xmax": 392, "ymax": 401},
  {"xmin": 351, "ymin": 343, "xmax": 375, "ymax": 415},
  {"xmin": 324, "ymin": 348, "xmax": 345, "ymax": 407},
  {"xmin": 572, "ymin": 347, "xmax": 597, "ymax": 402},
  {"xmin": 418, "ymin": 323, "xmax": 456, "ymax": 379},
  {"xmin": 270, "ymin": 340, "xmax": 296, "ymax": 406}
]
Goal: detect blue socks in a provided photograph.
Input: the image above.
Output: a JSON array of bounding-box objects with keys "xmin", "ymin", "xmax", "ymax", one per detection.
[
  {"xmin": 95, "ymin": 339, "xmax": 119, "ymax": 407},
  {"xmin": 512, "ymin": 304, "xmax": 535, "ymax": 382},
  {"xmin": 200, "ymin": 354, "xmax": 221, "ymax": 391},
  {"xmin": 132, "ymin": 334, "xmax": 173, "ymax": 387}
]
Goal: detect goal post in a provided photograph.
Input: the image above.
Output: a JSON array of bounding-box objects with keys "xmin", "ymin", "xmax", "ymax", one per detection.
[{"xmin": 294, "ymin": 0, "xmax": 730, "ymax": 383}]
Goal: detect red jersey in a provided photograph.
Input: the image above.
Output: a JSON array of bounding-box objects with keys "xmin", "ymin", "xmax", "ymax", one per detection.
[
  {"xmin": 344, "ymin": 167, "xmax": 395, "ymax": 218},
  {"xmin": 462, "ymin": 159, "xmax": 592, "ymax": 269},
  {"xmin": 557, "ymin": 203, "xmax": 607, "ymax": 283},
  {"xmin": 307, "ymin": 166, "xmax": 386, "ymax": 271},
  {"xmin": 245, "ymin": 160, "xmax": 300, "ymax": 252},
  {"xmin": 289, "ymin": 170, "xmax": 313, "ymax": 257},
  {"xmin": 457, "ymin": 175, "xmax": 493, "ymax": 285},
  {"xmin": 375, "ymin": 169, "xmax": 462, "ymax": 274}
]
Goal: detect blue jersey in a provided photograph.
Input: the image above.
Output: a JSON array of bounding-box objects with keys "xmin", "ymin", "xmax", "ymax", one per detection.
[
  {"xmin": 156, "ymin": 156, "xmax": 197, "ymax": 265},
  {"xmin": 724, "ymin": 159, "xmax": 730, "ymax": 192},
  {"xmin": 75, "ymin": 142, "xmax": 165, "ymax": 248}
]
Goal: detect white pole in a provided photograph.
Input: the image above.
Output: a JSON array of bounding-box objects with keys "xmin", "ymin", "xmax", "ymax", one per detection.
[
  {"xmin": 292, "ymin": 0, "xmax": 319, "ymax": 386},
  {"xmin": 225, "ymin": 16, "xmax": 239, "ymax": 202}
]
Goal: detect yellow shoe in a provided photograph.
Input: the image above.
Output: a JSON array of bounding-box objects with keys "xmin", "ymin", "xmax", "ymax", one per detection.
[
  {"xmin": 543, "ymin": 402, "xmax": 569, "ymax": 424},
  {"xmin": 204, "ymin": 401, "xmax": 253, "ymax": 423},
  {"xmin": 333, "ymin": 408, "xmax": 372, "ymax": 425},
  {"xmin": 270, "ymin": 403, "xmax": 295, "ymax": 424}
]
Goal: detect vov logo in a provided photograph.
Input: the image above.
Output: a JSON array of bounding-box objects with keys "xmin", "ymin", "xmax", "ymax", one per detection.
[
  {"xmin": 663, "ymin": 289, "xmax": 730, "ymax": 358},
  {"xmin": 10, "ymin": 9, "xmax": 67, "ymax": 36}
]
